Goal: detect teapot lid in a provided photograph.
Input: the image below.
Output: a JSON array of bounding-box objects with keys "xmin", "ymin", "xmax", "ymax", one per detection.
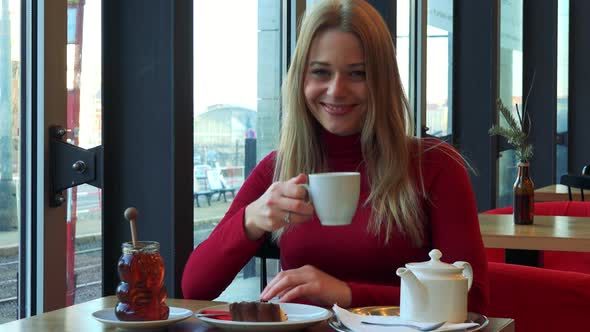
[{"xmin": 405, "ymin": 249, "xmax": 463, "ymax": 273}]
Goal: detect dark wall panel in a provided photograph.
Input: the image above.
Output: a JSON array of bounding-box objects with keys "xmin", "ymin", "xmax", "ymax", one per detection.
[
  {"xmin": 524, "ymin": 0, "xmax": 557, "ymax": 187},
  {"xmin": 102, "ymin": 0, "xmax": 193, "ymax": 298},
  {"xmin": 570, "ymin": 0, "xmax": 590, "ymax": 173},
  {"xmin": 453, "ymin": 0, "xmax": 498, "ymax": 211},
  {"xmin": 367, "ymin": 0, "xmax": 396, "ymax": 40}
]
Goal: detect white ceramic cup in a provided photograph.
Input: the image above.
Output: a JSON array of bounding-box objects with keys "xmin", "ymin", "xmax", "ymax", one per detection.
[{"xmin": 300, "ymin": 172, "xmax": 360, "ymax": 226}]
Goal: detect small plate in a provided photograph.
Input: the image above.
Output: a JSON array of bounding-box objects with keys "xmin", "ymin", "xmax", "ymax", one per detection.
[
  {"xmin": 328, "ymin": 306, "xmax": 488, "ymax": 332},
  {"xmin": 92, "ymin": 306, "xmax": 193, "ymax": 330},
  {"xmin": 197, "ymin": 303, "xmax": 333, "ymax": 331}
]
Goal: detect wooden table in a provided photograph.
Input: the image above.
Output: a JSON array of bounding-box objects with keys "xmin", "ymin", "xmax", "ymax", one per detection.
[
  {"xmin": 535, "ymin": 184, "xmax": 582, "ymax": 201},
  {"xmin": 0, "ymin": 296, "xmax": 514, "ymax": 331},
  {"xmin": 479, "ymin": 213, "xmax": 590, "ymax": 265},
  {"xmin": 479, "ymin": 214, "xmax": 590, "ymax": 252}
]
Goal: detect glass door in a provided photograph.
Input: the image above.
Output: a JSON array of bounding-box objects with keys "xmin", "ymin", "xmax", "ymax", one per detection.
[
  {"xmin": 0, "ymin": 0, "xmax": 103, "ymax": 322},
  {"xmin": 0, "ymin": 0, "xmax": 21, "ymax": 323},
  {"xmin": 65, "ymin": 0, "xmax": 103, "ymax": 305}
]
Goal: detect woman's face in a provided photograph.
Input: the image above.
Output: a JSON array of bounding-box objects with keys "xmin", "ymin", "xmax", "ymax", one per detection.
[{"xmin": 303, "ymin": 28, "xmax": 368, "ymax": 136}]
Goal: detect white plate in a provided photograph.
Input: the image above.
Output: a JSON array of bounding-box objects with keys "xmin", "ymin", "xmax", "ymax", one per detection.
[
  {"xmin": 92, "ymin": 306, "xmax": 193, "ymax": 330},
  {"xmin": 197, "ymin": 303, "xmax": 333, "ymax": 331},
  {"xmin": 328, "ymin": 306, "xmax": 489, "ymax": 332}
]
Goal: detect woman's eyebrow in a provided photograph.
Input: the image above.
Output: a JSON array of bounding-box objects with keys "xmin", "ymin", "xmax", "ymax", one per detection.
[
  {"xmin": 309, "ymin": 61, "xmax": 330, "ymax": 66},
  {"xmin": 308, "ymin": 61, "xmax": 365, "ymax": 67}
]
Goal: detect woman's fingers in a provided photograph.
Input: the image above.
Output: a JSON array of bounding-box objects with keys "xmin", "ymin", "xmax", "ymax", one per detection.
[
  {"xmin": 244, "ymin": 174, "xmax": 314, "ymax": 239},
  {"xmin": 259, "ymin": 265, "xmax": 352, "ymax": 307},
  {"xmin": 288, "ymin": 173, "xmax": 308, "ymax": 186},
  {"xmin": 277, "ymin": 196, "xmax": 314, "ymax": 221},
  {"xmin": 260, "ymin": 269, "xmax": 305, "ymax": 301},
  {"xmin": 264, "ymin": 178, "xmax": 313, "ymax": 227},
  {"xmin": 275, "ymin": 283, "xmax": 312, "ymax": 303},
  {"xmin": 282, "ymin": 174, "xmax": 310, "ymax": 200}
]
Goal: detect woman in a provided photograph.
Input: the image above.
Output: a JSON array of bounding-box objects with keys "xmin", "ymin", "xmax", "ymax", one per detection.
[{"xmin": 182, "ymin": 0, "xmax": 489, "ymax": 313}]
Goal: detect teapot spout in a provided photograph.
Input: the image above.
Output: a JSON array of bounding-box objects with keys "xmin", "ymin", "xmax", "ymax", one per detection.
[{"xmin": 396, "ymin": 267, "xmax": 427, "ymax": 311}]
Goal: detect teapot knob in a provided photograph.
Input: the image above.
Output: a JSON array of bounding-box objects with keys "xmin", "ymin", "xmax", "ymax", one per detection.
[{"xmin": 429, "ymin": 249, "xmax": 442, "ymax": 262}]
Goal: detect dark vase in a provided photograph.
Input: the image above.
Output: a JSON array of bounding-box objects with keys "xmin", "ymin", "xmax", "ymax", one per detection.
[{"xmin": 513, "ymin": 162, "xmax": 534, "ymax": 225}]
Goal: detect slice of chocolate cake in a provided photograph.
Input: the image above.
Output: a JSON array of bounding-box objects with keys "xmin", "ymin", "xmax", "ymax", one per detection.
[{"xmin": 229, "ymin": 301, "xmax": 287, "ymax": 322}]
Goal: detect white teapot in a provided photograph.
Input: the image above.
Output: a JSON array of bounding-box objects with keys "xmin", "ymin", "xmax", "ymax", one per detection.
[{"xmin": 396, "ymin": 249, "xmax": 473, "ymax": 323}]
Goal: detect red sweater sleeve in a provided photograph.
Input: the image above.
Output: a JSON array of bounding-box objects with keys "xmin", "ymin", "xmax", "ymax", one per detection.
[{"xmin": 181, "ymin": 153, "xmax": 276, "ymax": 300}]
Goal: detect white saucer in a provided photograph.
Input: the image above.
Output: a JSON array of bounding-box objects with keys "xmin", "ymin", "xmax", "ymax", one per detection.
[
  {"xmin": 92, "ymin": 306, "xmax": 192, "ymax": 330},
  {"xmin": 197, "ymin": 303, "xmax": 333, "ymax": 331}
]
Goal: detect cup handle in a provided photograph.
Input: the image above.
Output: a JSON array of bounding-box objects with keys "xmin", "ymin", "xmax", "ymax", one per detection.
[{"xmin": 298, "ymin": 183, "xmax": 312, "ymax": 203}]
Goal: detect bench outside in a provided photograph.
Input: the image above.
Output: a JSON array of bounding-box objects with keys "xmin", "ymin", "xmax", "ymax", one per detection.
[{"xmin": 194, "ymin": 191, "xmax": 214, "ymax": 207}]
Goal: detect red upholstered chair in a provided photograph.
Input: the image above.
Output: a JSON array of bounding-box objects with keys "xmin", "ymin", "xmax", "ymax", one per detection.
[
  {"xmin": 487, "ymin": 262, "xmax": 590, "ymax": 332},
  {"xmin": 482, "ymin": 201, "xmax": 590, "ymax": 273}
]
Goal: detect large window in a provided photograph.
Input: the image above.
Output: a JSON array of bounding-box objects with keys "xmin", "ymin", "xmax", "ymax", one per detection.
[
  {"xmin": 497, "ymin": 0, "xmax": 523, "ymax": 208},
  {"xmin": 0, "ymin": 0, "xmax": 20, "ymax": 323},
  {"xmin": 193, "ymin": 0, "xmax": 281, "ymax": 301},
  {"xmin": 426, "ymin": 0, "xmax": 453, "ymax": 139},
  {"xmin": 396, "ymin": 0, "xmax": 453, "ymax": 139},
  {"xmin": 556, "ymin": 0, "xmax": 568, "ymax": 181},
  {"xmin": 397, "ymin": 0, "xmax": 410, "ymax": 96}
]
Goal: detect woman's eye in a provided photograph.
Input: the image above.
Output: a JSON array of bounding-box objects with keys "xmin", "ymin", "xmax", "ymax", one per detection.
[
  {"xmin": 350, "ymin": 70, "xmax": 366, "ymax": 79},
  {"xmin": 311, "ymin": 68, "xmax": 330, "ymax": 77}
]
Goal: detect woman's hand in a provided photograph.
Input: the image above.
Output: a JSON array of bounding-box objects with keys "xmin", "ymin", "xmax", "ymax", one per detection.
[
  {"xmin": 259, "ymin": 265, "xmax": 352, "ymax": 307},
  {"xmin": 244, "ymin": 173, "xmax": 314, "ymax": 240}
]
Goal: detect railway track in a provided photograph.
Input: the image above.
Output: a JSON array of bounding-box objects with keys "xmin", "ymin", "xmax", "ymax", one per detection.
[{"xmin": 0, "ymin": 245, "xmax": 103, "ymax": 323}]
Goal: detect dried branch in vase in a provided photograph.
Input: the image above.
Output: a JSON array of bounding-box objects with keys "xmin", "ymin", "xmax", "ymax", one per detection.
[{"xmin": 489, "ymin": 99, "xmax": 534, "ymax": 163}]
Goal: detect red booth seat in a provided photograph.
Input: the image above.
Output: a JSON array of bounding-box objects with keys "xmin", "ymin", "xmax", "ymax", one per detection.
[
  {"xmin": 483, "ymin": 201, "xmax": 590, "ymax": 273},
  {"xmin": 488, "ymin": 262, "xmax": 590, "ymax": 331}
]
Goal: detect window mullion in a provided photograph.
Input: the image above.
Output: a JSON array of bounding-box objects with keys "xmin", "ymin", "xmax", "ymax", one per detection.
[
  {"xmin": 24, "ymin": 0, "xmax": 68, "ymax": 315},
  {"xmin": 410, "ymin": 0, "xmax": 427, "ymax": 137}
]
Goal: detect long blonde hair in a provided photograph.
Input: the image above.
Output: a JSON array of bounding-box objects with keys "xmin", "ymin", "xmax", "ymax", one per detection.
[{"xmin": 274, "ymin": 0, "xmax": 424, "ymax": 245}]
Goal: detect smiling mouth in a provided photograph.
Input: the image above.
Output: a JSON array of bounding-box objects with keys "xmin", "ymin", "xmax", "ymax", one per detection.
[{"xmin": 320, "ymin": 103, "xmax": 356, "ymax": 115}]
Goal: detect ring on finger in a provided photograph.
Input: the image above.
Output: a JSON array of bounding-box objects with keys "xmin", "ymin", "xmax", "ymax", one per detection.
[{"xmin": 282, "ymin": 211, "xmax": 291, "ymax": 224}]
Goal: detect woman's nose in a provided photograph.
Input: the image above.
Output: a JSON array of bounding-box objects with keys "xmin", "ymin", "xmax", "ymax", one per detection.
[{"xmin": 327, "ymin": 75, "xmax": 348, "ymax": 97}]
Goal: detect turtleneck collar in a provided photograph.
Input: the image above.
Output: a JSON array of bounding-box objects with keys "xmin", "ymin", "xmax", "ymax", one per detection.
[{"xmin": 319, "ymin": 127, "xmax": 364, "ymax": 172}]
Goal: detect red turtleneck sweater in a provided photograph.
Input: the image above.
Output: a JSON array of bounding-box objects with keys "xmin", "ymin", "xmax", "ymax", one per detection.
[{"xmin": 182, "ymin": 131, "xmax": 489, "ymax": 314}]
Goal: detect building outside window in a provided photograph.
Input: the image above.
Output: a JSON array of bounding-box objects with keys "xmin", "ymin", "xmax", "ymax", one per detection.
[{"xmin": 193, "ymin": 0, "xmax": 281, "ymax": 302}]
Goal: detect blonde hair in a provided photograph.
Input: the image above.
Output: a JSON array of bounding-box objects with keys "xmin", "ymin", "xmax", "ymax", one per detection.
[{"xmin": 274, "ymin": 0, "xmax": 424, "ymax": 245}]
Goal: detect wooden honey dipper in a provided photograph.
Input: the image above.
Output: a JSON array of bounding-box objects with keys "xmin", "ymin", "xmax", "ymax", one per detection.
[{"xmin": 124, "ymin": 207, "xmax": 139, "ymax": 247}]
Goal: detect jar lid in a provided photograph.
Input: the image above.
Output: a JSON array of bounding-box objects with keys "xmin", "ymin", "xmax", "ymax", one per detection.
[
  {"xmin": 405, "ymin": 249, "xmax": 463, "ymax": 274},
  {"xmin": 122, "ymin": 241, "xmax": 160, "ymax": 253}
]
